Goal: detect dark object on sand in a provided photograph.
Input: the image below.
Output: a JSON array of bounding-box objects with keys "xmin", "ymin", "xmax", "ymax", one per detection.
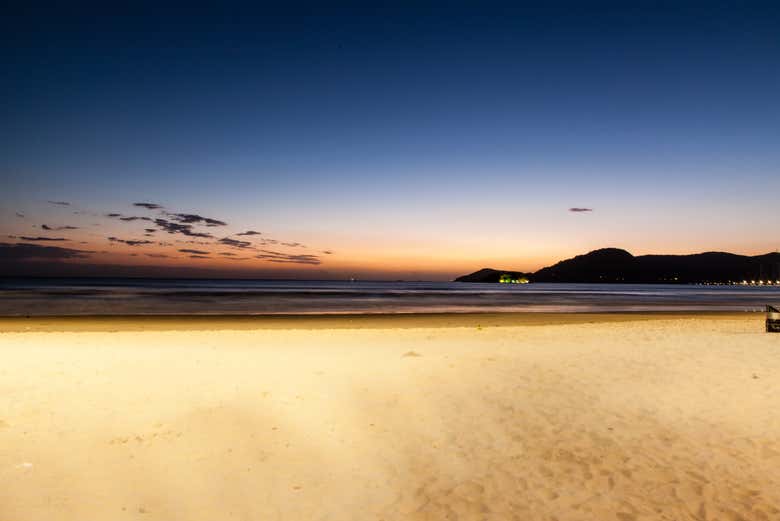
[{"xmin": 767, "ymin": 305, "xmax": 780, "ymax": 333}]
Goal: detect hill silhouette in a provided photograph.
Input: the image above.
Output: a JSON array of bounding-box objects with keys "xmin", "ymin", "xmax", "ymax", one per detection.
[{"xmin": 456, "ymin": 248, "xmax": 780, "ymax": 284}]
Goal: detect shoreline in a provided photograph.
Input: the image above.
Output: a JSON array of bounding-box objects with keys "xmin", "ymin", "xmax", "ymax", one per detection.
[{"xmin": 0, "ymin": 310, "xmax": 761, "ymax": 332}]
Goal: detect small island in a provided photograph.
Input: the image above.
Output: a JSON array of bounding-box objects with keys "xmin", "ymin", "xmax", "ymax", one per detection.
[{"xmin": 455, "ymin": 268, "xmax": 530, "ymax": 284}]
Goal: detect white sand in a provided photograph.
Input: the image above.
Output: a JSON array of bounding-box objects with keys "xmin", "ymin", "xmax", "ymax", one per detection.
[{"xmin": 1, "ymin": 316, "xmax": 779, "ymax": 520}]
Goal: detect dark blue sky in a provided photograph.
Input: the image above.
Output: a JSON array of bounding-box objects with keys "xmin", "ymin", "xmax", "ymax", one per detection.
[{"xmin": 2, "ymin": 3, "xmax": 779, "ymax": 278}]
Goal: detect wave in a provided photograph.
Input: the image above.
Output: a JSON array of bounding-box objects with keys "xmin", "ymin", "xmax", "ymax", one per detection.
[{"xmin": 1, "ymin": 278, "xmax": 779, "ymax": 316}]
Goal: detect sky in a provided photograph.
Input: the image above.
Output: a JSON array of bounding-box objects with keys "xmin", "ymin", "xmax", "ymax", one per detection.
[{"xmin": 2, "ymin": 3, "xmax": 779, "ymax": 280}]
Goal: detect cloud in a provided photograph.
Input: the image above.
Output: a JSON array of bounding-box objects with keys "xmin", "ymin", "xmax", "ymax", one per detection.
[
  {"xmin": 105, "ymin": 206, "xmax": 227, "ymax": 241},
  {"xmin": 167, "ymin": 213, "xmax": 227, "ymax": 227},
  {"xmin": 218, "ymin": 237, "xmax": 253, "ymax": 249},
  {"xmin": 145, "ymin": 253, "xmax": 170, "ymax": 258},
  {"xmin": 154, "ymin": 219, "xmax": 213, "ymax": 238},
  {"xmin": 322, "ymin": 250, "xmax": 334, "ymax": 255},
  {"xmin": 15, "ymin": 212, "xmax": 24, "ymax": 218},
  {"xmin": 47, "ymin": 200, "xmax": 70, "ymax": 206},
  {"xmin": 41, "ymin": 224, "xmax": 79, "ymax": 231},
  {"xmin": 189, "ymin": 255, "xmax": 209, "ymax": 259},
  {"xmin": 569, "ymin": 207, "xmax": 593, "ymax": 212},
  {"xmin": 256, "ymin": 250, "xmax": 321, "ymax": 265},
  {"xmin": 218, "ymin": 252, "xmax": 250, "ymax": 261},
  {"xmin": 18, "ymin": 236, "xmax": 67, "ymax": 241},
  {"xmin": 105, "ymin": 213, "xmax": 153, "ymax": 222},
  {"xmin": 97, "ymin": 203, "xmax": 320, "ymax": 263},
  {"xmin": 108, "ymin": 237, "xmax": 155, "ymax": 246},
  {"xmin": 175, "ymin": 239, "xmax": 212, "ymax": 245},
  {"xmin": 0, "ymin": 242, "xmax": 91, "ymax": 260}
]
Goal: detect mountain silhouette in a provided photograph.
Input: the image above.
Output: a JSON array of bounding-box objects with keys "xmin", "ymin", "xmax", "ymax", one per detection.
[{"xmin": 456, "ymin": 248, "xmax": 780, "ymax": 284}]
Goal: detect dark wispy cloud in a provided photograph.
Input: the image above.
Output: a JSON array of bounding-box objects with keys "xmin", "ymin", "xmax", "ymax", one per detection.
[
  {"xmin": 41, "ymin": 224, "xmax": 79, "ymax": 231},
  {"xmin": 47, "ymin": 200, "xmax": 70, "ymax": 206},
  {"xmin": 15, "ymin": 212, "xmax": 25, "ymax": 218},
  {"xmin": 64, "ymin": 202, "xmax": 332, "ymax": 268},
  {"xmin": 105, "ymin": 213, "xmax": 153, "ymax": 222},
  {"xmin": 145, "ymin": 253, "xmax": 170, "ymax": 258},
  {"xmin": 108, "ymin": 237, "xmax": 155, "ymax": 246},
  {"xmin": 175, "ymin": 239, "xmax": 212, "ymax": 245},
  {"xmin": 0, "ymin": 242, "xmax": 91, "ymax": 260},
  {"xmin": 218, "ymin": 237, "xmax": 253, "ymax": 249},
  {"xmin": 106, "ymin": 208, "xmax": 224, "ymax": 238},
  {"xmin": 167, "ymin": 213, "xmax": 227, "ymax": 227},
  {"xmin": 154, "ymin": 219, "xmax": 213, "ymax": 238},
  {"xmin": 256, "ymin": 250, "xmax": 321, "ymax": 265},
  {"xmin": 569, "ymin": 207, "xmax": 593, "ymax": 212},
  {"xmin": 17, "ymin": 236, "xmax": 67, "ymax": 241}
]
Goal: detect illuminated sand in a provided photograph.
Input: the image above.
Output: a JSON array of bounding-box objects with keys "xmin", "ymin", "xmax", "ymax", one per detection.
[{"xmin": 1, "ymin": 314, "xmax": 779, "ymax": 520}]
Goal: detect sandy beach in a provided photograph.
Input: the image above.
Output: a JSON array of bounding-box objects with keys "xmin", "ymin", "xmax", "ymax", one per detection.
[{"xmin": 1, "ymin": 313, "xmax": 779, "ymax": 520}]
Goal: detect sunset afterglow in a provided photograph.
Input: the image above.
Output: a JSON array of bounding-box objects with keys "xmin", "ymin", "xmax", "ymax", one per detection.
[{"xmin": 3, "ymin": 5, "xmax": 779, "ymax": 279}]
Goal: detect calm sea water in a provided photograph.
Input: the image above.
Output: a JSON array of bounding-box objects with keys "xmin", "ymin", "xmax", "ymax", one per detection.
[{"xmin": 1, "ymin": 278, "xmax": 779, "ymax": 316}]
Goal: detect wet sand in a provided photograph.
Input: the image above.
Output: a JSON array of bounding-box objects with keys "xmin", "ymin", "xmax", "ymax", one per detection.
[
  {"xmin": 0, "ymin": 310, "xmax": 756, "ymax": 332},
  {"xmin": 1, "ymin": 313, "xmax": 779, "ymax": 520}
]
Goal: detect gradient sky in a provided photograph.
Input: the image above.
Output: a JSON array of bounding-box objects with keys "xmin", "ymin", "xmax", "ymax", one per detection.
[{"xmin": 2, "ymin": 3, "xmax": 779, "ymax": 280}]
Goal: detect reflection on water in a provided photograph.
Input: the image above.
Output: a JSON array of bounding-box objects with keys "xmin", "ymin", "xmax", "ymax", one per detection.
[{"xmin": 1, "ymin": 278, "xmax": 779, "ymax": 316}]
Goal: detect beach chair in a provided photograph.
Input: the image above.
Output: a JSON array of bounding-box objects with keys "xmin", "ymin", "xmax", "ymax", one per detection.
[{"xmin": 767, "ymin": 305, "xmax": 780, "ymax": 333}]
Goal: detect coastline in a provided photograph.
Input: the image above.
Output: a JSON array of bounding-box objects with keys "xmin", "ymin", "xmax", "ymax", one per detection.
[{"xmin": 0, "ymin": 310, "xmax": 760, "ymax": 333}]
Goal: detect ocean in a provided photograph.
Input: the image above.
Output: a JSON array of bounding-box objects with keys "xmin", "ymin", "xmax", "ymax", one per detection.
[{"xmin": 1, "ymin": 278, "xmax": 779, "ymax": 316}]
